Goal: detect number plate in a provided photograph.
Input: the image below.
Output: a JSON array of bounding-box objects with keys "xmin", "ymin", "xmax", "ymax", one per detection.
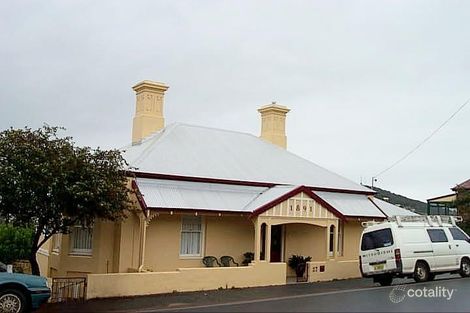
[{"xmin": 373, "ymin": 264, "xmax": 385, "ymax": 271}]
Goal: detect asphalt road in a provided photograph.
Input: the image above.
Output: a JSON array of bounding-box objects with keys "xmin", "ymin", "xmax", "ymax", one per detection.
[
  {"xmin": 40, "ymin": 275, "xmax": 470, "ymax": 312},
  {"xmin": 145, "ymin": 277, "xmax": 470, "ymax": 312}
]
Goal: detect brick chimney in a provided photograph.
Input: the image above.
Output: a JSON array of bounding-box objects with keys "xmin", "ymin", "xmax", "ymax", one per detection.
[
  {"xmin": 258, "ymin": 102, "xmax": 290, "ymax": 149},
  {"xmin": 132, "ymin": 80, "xmax": 169, "ymax": 144}
]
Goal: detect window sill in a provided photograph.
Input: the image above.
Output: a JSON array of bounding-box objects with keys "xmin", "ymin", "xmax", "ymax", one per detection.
[
  {"xmin": 68, "ymin": 252, "xmax": 93, "ymax": 257},
  {"xmin": 179, "ymin": 255, "xmax": 203, "ymax": 260}
]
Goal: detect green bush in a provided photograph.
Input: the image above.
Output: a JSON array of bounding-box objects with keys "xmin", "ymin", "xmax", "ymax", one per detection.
[
  {"xmin": 287, "ymin": 254, "xmax": 312, "ymax": 270},
  {"xmin": 0, "ymin": 224, "xmax": 34, "ymax": 264}
]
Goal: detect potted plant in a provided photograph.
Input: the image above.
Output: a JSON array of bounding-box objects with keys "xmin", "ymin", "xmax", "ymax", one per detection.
[
  {"xmin": 288, "ymin": 254, "xmax": 312, "ymax": 278},
  {"xmin": 242, "ymin": 252, "xmax": 254, "ymax": 266}
]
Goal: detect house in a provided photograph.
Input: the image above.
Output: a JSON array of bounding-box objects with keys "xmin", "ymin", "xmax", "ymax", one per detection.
[
  {"xmin": 427, "ymin": 179, "xmax": 470, "ymax": 216},
  {"xmin": 41, "ymin": 80, "xmax": 416, "ymax": 299}
]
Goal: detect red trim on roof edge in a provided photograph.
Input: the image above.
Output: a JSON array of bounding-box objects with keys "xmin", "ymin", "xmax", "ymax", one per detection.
[
  {"xmin": 130, "ymin": 171, "xmax": 375, "ymax": 195},
  {"xmin": 250, "ymin": 186, "xmax": 345, "ymax": 220},
  {"xmin": 131, "ymin": 180, "xmax": 148, "ymax": 213},
  {"xmin": 147, "ymin": 207, "xmax": 252, "ymax": 216}
]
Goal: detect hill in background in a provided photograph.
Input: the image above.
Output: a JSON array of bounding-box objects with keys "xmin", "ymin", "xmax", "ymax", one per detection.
[{"xmin": 365, "ymin": 185, "xmax": 427, "ymax": 214}]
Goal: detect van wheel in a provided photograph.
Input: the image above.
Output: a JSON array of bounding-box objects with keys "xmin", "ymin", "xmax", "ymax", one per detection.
[
  {"xmin": 414, "ymin": 262, "xmax": 430, "ymax": 282},
  {"xmin": 377, "ymin": 275, "xmax": 393, "ymax": 286},
  {"xmin": 460, "ymin": 258, "xmax": 470, "ymax": 277}
]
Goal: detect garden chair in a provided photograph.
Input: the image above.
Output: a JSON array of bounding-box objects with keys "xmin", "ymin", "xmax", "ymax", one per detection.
[
  {"xmin": 220, "ymin": 256, "xmax": 239, "ymax": 267},
  {"xmin": 202, "ymin": 256, "xmax": 221, "ymax": 267}
]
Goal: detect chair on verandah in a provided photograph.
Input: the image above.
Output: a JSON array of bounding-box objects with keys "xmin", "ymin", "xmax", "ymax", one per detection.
[
  {"xmin": 202, "ymin": 256, "xmax": 221, "ymax": 267},
  {"xmin": 220, "ymin": 256, "xmax": 239, "ymax": 267}
]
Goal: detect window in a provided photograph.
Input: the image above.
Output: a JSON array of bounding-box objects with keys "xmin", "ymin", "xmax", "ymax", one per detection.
[
  {"xmin": 180, "ymin": 216, "xmax": 203, "ymax": 257},
  {"xmin": 69, "ymin": 226, "xmax": 93, "ymax": 255},
  {"xmin": 337, "ymin": 221, "xmax": 344, "ymax": 256},
  {"xmin": 427, "ymin": 229, "xmax": 448, "ymax": 243},
  {"xmin": 449, "ymin": 227, "xmax": 469, "ymax": 241},
  {"xmin": 329, "ymin": 225, "xmax": 335, "ymax": 255},
  {"xmin": 361, "ymin": 228, "xmax": 394, "ymax": 251},
  {"xmin": 260, "ymin": 223, "xmax": 267, "ymax": 261}
]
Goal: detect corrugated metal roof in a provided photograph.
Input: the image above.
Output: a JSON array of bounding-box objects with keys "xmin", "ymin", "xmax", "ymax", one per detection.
[
  {"xmin": 135, "ymin": 178, "xmax": 391, "ymax": 218},
  {"xmin": 242, "ymin": 185, "xmax": 299, "ymax": 212},
  {"xmin": 314, "ymin": 191, "xmax": 386, "ymax": 218},
  {"xmin": 136, "ymin": 178, "xmax": 267, "ymax": 212},
  {"xmin": 123, "ymin": 123, "xmax": 372, "ymax": 193},
  {"xmin": 370, "ymin": 198, "xmax": 418, "ymax": 217}
]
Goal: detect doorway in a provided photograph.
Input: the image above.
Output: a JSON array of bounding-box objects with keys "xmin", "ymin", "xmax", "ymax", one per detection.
[{"xmin": 270, "ymin": 225, "xmax": 284, "ymax": 262}]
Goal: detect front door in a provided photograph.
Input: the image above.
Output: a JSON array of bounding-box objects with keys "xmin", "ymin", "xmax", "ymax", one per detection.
[{"xmin": 270, "ymin": 225, "xmax": 283, "ymax": 262}]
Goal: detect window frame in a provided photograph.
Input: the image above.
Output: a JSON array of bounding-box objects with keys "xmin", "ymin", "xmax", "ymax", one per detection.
[
  {"xmin": 69, "ymin": 226, "xmax": 93, "ymax": 256},
  {"xmin": 427, "ymin": 229, "xmax": 448, "ymax": 243},
  {"xmin": 329, "ymin": 225, "xmax": 335, "ymax": 256},
  {"xmin": 179, "ymin": 216, "xmax": 205, "ymax": 259}
]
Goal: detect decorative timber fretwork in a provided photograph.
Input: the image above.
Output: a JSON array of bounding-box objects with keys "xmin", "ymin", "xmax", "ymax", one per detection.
[{"xmin": 260, "ymin": 192, "xmax": 337, "ymax": 219}]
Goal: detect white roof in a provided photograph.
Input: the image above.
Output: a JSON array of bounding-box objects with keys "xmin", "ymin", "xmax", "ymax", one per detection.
[
  {"xmin": 135, "ymin": 178, "xmax": 396, "ymax": 218},
  {"xmin": 314, "ymin": 191, "xmax": 386, "ymax": 218},
  {"xmin": 370, "ymin": 198, "xmax": 418, "ymax": 217},
  {"xmin": 136, "ymin": 177, "xmax": 267, "ymax": 212},
  {"xmin": 243, "ymin": 185, "xmax": 299, "ymax": 213},
  {"xmin": 123, "ymin": 123, "xmax": 372, "ymax": 193}
]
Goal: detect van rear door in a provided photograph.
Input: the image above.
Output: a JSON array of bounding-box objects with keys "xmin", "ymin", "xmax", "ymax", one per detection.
[{"xmin": 360, "ymin": 228, "xmax": 397, "ymax": 275}]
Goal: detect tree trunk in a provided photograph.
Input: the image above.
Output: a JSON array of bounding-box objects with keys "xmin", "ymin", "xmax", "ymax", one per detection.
[{"xmin": 29, "ymin": 253, "xmax": 41, "ymax": 276}]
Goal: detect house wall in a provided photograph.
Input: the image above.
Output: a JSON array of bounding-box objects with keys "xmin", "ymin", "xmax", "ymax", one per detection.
[
  {"xmin": 86, "ymin": 261, "xmax": 286, "ymax": 299},
  {"xmin": 48, "ymin": 220, "xmax": 117, "ymax": 277},
  {"xmin": 340, "ymin": 220, "xmax": 363, "ymax": 260},
  {"xmin": 284, "ymin": 223, "xmax": 326, "ymax": 277},
  {"xmin": 144, "ymin": 214, "xmax": 254, "ymax": 271}
]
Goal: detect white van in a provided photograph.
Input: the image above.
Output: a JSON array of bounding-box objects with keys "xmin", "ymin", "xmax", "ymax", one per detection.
[{"xmin": 359, "ymin": 215, "xmax": 470, "ymax": 286}]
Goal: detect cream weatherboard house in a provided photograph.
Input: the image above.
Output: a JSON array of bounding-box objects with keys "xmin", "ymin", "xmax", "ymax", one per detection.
[{"xmin": 39, "ymin": 80, "xmax": 415, "ymax": 299}]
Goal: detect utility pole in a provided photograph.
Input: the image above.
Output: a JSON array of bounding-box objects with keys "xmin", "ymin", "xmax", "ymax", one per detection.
[{"xmin": 371, "ymin": 177, "xmax": 377, "ymax": 189}]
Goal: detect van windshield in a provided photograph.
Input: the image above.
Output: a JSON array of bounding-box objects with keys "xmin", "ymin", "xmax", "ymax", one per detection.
[{"xmin": 361, "ymin": 228, "xmax": 394, "ymax": 251}]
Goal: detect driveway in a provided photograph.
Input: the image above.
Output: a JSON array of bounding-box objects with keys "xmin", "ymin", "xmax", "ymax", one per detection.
[{"xmin": 38, "ymin": 274, "xmax": 469, "ymax": 312}]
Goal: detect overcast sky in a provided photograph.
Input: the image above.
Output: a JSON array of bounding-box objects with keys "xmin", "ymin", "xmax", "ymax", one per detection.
[{"xmin": 1, "ymin": 0, "xmax": 469, "ymax": 201}]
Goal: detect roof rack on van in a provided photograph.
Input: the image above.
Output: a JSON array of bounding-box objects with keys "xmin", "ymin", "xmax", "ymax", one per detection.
[{"xmin": 387, "ymin": 215, "xmax": 463, "ymax": 227}]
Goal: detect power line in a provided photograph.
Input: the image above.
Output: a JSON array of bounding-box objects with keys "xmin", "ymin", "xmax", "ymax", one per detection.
[{"xmin": 374, "ymin": 97, "xmax": 470, "ymax": 179}]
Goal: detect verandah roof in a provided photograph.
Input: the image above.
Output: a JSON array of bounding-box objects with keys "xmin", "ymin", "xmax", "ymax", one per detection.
[{"xmin": 135, "ymin": 178, "xmax": 416, "ymax": 218}]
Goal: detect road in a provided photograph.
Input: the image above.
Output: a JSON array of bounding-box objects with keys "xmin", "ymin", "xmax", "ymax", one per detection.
[
  {"xmin": 142, "ymin": 277, "xmax": 470, "ymax": 312},
  {"xmin": 41, "ymin": 275, "xmax": 470, "ymax": 312}
]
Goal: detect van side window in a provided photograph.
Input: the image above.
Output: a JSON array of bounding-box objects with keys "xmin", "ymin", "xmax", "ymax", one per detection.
[
  {"xmin": 361, "ymin": 228, "xmax": 393, "ymax": 251},
  {"xmin": 449, "ymin": 228, "xmax": 469, "ymax": 241},
  {"xmin": 427, "ymin": 229, "xmax": 448, "ymax": 243}
]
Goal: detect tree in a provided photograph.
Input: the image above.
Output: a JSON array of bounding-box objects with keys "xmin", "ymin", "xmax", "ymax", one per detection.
[
  {"xmin": 454, "ymin": 189, "xmax": 470, "ymax": 234},
  {"xmin": 0, "ymin": 224, "xmax": 34, "ymax": 265},
  {"xmin": 0, "ymin": 125, "xmax": 133, "ymax": 275}
]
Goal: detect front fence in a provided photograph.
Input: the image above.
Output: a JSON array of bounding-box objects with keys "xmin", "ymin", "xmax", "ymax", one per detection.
[{"xmin": 50, "ymin": 277, "xmax": 87, "ymax": 303}]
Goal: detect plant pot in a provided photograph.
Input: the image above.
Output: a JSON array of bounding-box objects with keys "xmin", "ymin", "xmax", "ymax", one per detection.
[{"xmin": 296, "ymin": 263, "xmax": 306, "ymax": 278}]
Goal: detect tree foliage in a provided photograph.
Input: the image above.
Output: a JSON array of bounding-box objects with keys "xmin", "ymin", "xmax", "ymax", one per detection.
[
  {"xmin": 455, "ymin": 189, "xmax": 470, "ymax": 234},
  {"xmin": 0, "ymin": 125, "xmax": 133, "ymax": 275},
  {"xmin": 0, "ymin": 224, "xmax": 34, "ymax": 265}
]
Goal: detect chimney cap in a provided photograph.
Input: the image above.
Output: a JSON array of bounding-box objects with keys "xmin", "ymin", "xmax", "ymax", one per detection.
[
  {"xmin": 258, "ymin": 103, "xmax": 290, "ymax": 114},
  {"xmin": 132, "ymin": 80, "xmax": 169, "ymax": 93}
]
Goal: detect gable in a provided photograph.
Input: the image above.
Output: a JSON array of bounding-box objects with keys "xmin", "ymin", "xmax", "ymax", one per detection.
[{"xmin": 260, "ymin": 192, "xmax": 337, "ymax": 219}]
